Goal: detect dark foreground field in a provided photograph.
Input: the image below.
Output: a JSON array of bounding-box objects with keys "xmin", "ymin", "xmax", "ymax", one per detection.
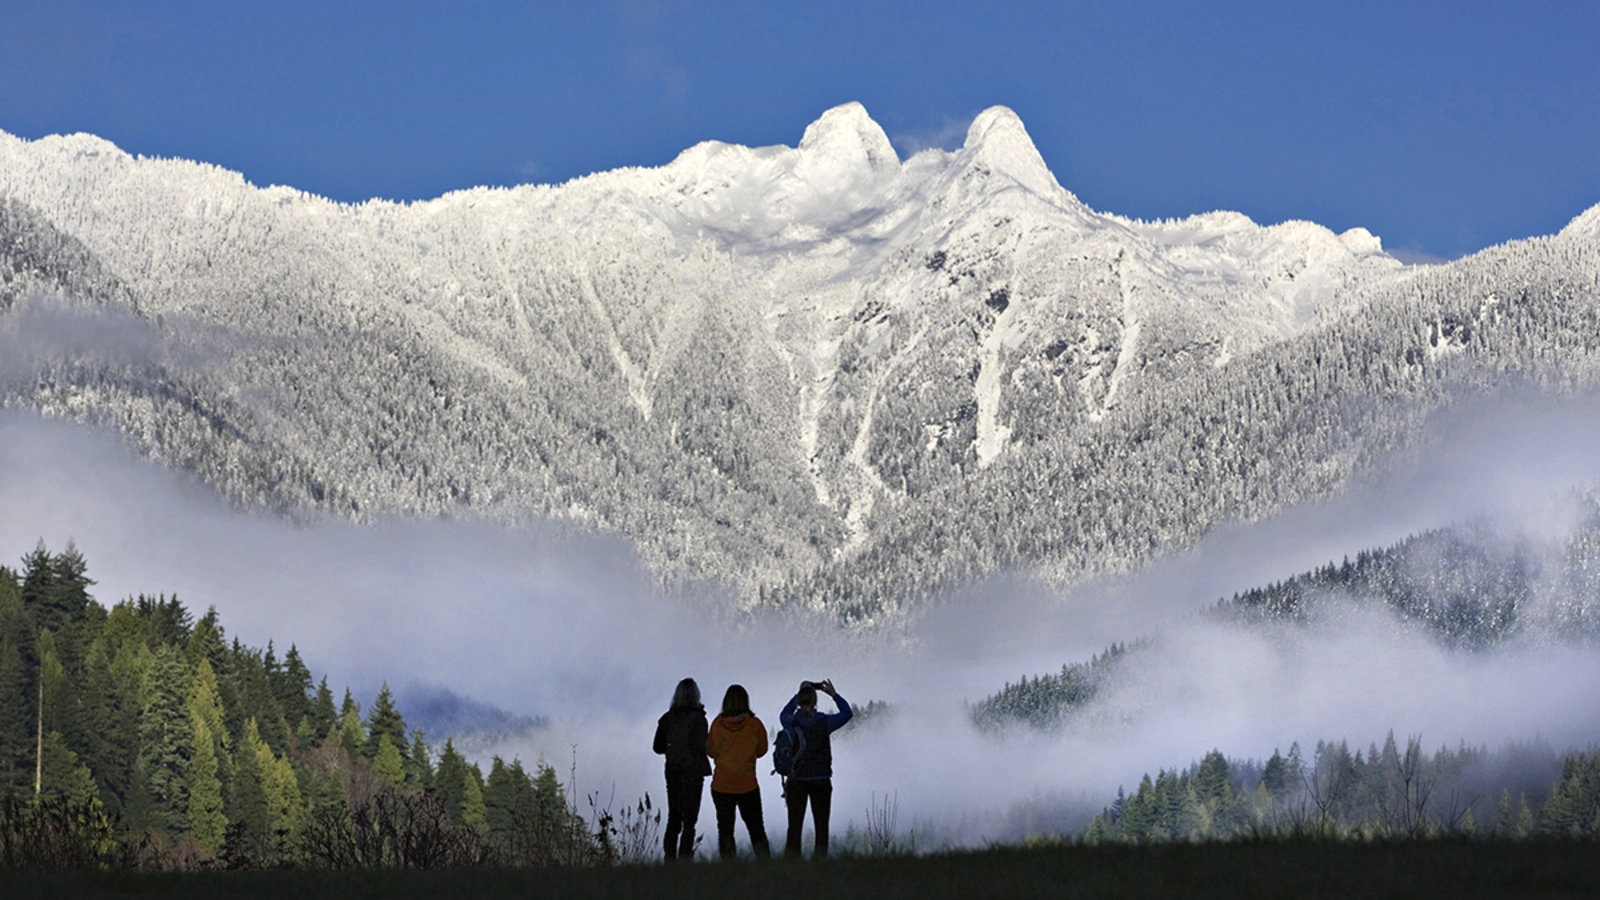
[{"xmin": 5, "ymin": 839, "xmax": 1599, "ymax": 900}]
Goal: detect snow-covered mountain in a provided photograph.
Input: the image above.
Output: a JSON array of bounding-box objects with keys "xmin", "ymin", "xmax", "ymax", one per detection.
[{"xmin": 3, "ymin": 104, "xmax": 1598, "ymax": 621}]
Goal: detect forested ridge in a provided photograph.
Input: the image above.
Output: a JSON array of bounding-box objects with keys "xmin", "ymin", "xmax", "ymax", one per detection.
[
  {"xmin": 974, "ymin": 502, "xmax": 1600, "ymax": 733},
  {"xmin": 0, "ymin": 543, "xmax": 607, "ymax": 869},
  {"xmin": 6, "ymin": 119, "xmax": 1595, "ymax": 627}
]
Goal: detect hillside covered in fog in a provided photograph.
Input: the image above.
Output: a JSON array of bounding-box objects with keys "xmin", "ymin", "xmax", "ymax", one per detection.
[{"xmin": 3, "ymin": 103, "xmax": 1599, "ymax": 622}]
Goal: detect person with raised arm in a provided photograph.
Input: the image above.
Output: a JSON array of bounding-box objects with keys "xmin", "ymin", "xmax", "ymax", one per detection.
[
  {"xmin": 705, "ymin": 684, "xmax": 771, "ymax": 859},
  {"xmin": 653, "ymin": 677, "xmax": 711, "ymax": 861},
  {"xmin": 780, "ymin": 678, "xmax": 852, "ymax": 858}
]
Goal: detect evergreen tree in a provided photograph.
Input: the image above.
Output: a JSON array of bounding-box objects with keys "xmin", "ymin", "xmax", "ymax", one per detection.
[
  {"xmin": 185, "ymin": 607, "xmax": 227, "ymax": 673},
  {"xmin": 337, "ymin": 690, "xmax": 364, "ymax": 759},
  {"xmin": 136, "ymin": 645, "xmax": 193, "ymax": 835},
  {"xmin": 227, "ymin": 717, "xmax": 272, "ymax": 861},
  {"xmin": 188, "ymin": 714, "xmax": 227, "ymax": 856},
  {"xmin": 434, "ymin": 739, "xmax": 469, "ymax": 825},
  {"xmin": 37, "ymin": 629, "xmax": 76, "ymax": 750},
  {"xmin": 261, "ymin": 744, "xmax": 305, "ymax": 856},
  {"xmin": 310, "ymin": 677, "xmax": 337, "ymax": 745},
  {"xmin": 20, "ymin": 542, "xmax": 92, "ymax": 637},
  {"xmin": 461, "ymin": 762, "xmax": 488, "ymax": 833},
  {"xmin": 133, "ymin": 594, "xmax": 191, "ymax": 647},
  {"xmin": 372, "ymin": 734, "xmax": 404, "ymax": 785},
  {"xmin": 96, "ymin": 633, "xmax": 150, "ymax": 813},
  {"xmin": 188, "ymin": 659, "xmax": 230, "ymax": 758},
  {"xmin": 229, "ymin": 642, "xmax": 288, "ymax": 757},
  {"xmin": 364, "ymin": 684, "xmax": 406, "ymax": 759},
  {"xmin": 276, "ymin": 645, "xmax": 315, "ymax": 735},
  {"xmin": 484, "ymin": 756, "xmax": 517, "ymax": 836},
  {"xmin": 123, "ymin": 759, "xmax": 157, "ymax": 839},
  {"xmin": 187, "ymin": 658, "xmax": 232, "ymax": 817},
  {"xmin": 39, "ymin": 729, "xmax": 99, "ymax": 809},
  {"xmin": 1262, "ymin": 749, "xmax": 1290, "ymax": 800},
  {"xmin": 531, "ymin": 761, "xmax": 574, "ymax": 843},
  {"xmin": 1539, "ymin": 752, "xmax": 1600, "ymax": 836},
  {"xmin": 405, "ymin": 729, "xmax": 433, "ymax": 788},
  {"xmin": 301, "ymin": 759, "xmax": 347, "ymax": 836}
]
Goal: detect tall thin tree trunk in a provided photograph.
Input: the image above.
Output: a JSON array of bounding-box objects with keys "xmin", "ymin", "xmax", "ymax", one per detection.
[{"xmin": 35, "ymin": 679, "xmax": 43, "ymax": 795}]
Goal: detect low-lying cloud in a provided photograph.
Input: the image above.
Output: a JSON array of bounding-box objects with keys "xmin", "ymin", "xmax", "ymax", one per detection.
[{"xmin": 2, "ymin": 391, "xmax": 1598, "ymax": 847}]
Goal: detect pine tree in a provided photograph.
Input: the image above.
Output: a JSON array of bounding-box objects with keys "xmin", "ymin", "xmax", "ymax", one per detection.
[
  {"xmin": 188, "ymin": 715, "xmax": 227, "ymax": 856},
  {"xmin": 276, "ymin": 645, "xmax": 314, "ymax": 734},
  {"xmin": 364, "ymin": 684, "xmax": 406, "ymax": 759},
  {"xmin": 261, "ymin": 746, "xmax": 305, "ymax": 856},
  {"xmin": 434, "ymin": 739, "xmax": 469, "ymax": 825},
  {"xmin": 97, "ymin": 634, "xmax": 150, "ymax": 814},
  {"xmin": 37, "ymin": 629, "xmax": 79, "ymax": 762},
  {"xmin": 227, "ymin": 717, "xmax": 271, "ymax": 861},
  {"xmin": 136, "ymin": 645, "xmax": 193, "ymax": 835},
  {"xmin": 337, "ymin": 690, "xmax": 364, "ymax": 759},
  {"xmin": 405, "ymin": 729, "xmax": 433, "ymax": 788},
  {"xmin": 188, "ymin": 659, "xmax": 231, "ymax": 760},
  {"xmin": 1262, "ymin": 749, "xmax": 1290, "ymax": 800},
  {"xmin": 461, "ymin": 762, "xmax": 488, "ymax": 833},
  {"xmin": 187, "ymin": 658, "xmax": 231, "ymax": 830},
  {"xmin": 38, "ymin": 729, "xmax": 99, "ymax": 809},
  {"xmin": 185, "ymin": 607, "xmax": 227, "ymax": 673},
  {"xmin": 484, "ymin": 756, "xmax": 517, "ymax": 836},
  {"xmin": 245, "ymin": 718, "xmax": 301, "ymax": 850},
  {"xmin": 372, "ymin": 734, "xmax": 404, "ymax": 785},
  {"xmin": 230, "ymin": 642, "xmax": 288, "ymax": 757},
  {"xmin": 531, "ymin": 761, "xmax": 574, "ymax": 845},
  {"xmin": 310, "ymin": 677, "xmax": 337, "ymax": 746},
  {"xmin": 1195, "ymin": 750, "xmax": 1231, "ymax": 807}
]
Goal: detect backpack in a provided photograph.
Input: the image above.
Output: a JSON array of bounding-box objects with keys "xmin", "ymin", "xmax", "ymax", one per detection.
[{"xmin": 772, "ymin": 720, "xmax": 806, "ymax": 777}]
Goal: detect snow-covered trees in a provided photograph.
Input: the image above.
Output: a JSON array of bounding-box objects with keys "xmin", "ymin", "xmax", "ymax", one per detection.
[{"xmin": 2, "ymin": 114, "xmax": 1598, "ymax": 623}]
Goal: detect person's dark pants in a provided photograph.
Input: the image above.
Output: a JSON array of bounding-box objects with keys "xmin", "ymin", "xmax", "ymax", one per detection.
[
  {"xmin": 784, "ymin": 778, "xmax": 833, "ymax": 858},
  {"xmin": 711, "ymin": 787, "xmax": 769, "ymax": 859},
  {"xmin": 663, "ymin": 770, "xmax": 704, "ymax": 860}
]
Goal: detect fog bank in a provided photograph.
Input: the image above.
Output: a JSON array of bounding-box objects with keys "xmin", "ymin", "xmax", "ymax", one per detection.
[{"xmin": 3, "ymin": 404, "xmax": 1598, "ymax": 846}]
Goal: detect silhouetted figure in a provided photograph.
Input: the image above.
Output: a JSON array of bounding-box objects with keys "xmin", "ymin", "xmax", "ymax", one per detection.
[
  {"xmin": 653, "ymin": 677, "xmax": 711, "ymax": 861},
  {"xmin": 781, "ymin": 679, "xmax": 852, "ymax": 859},
  {"xmin": 705, "ymin": 684, "xmax": 771, "ymax": 859}
]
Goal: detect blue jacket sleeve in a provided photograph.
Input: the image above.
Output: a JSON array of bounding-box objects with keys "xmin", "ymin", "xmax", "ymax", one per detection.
[
  {"xmin": 780, "ymin": 695, "xmax": 799, "ymax": 729},
  {"xmin": 826, "ymin": 694, "xmax": 852, "ymax": 732}
]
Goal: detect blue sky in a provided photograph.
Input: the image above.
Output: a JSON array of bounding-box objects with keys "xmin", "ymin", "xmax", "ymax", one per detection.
[{"xmin": 2, "ymin": 0, "xmax": 1596, "ymax": 261}]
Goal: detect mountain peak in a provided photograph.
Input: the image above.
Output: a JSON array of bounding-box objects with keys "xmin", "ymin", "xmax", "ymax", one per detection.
[
  {"xmin": 959, "ymin": 106, "xmax": 1063, "ymax": 199},
  {"xmin": 797, "ymin": 102, "xmax": 899, "ymax": 172}
]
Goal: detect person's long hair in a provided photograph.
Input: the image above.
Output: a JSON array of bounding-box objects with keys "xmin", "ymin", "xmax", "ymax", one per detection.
[
  {"xmin": 671, "ymin": 677, "xmax": 701, "ymax": 711},
  {"xmin": 720, "ymin": 684, "xmax": 751, "ymax": 717}
]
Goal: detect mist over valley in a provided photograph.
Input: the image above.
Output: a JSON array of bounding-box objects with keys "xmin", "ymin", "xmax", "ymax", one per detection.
[{"xmin": 3, "ymin": 105, "xmax": 1600, "ymax": 847}]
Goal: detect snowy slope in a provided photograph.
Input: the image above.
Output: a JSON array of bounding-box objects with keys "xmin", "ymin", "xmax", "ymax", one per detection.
[{"xmin": 2, "ymin": 104, "xmax": 1593, "ymax": 617}]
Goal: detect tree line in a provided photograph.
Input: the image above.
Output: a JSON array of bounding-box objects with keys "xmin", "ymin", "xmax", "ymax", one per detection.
[
  {"xmin": 0, "ymin": 542, "xmax": 617, "ymax": 869},
  {"xmin": 1084, "ymin": 735, "xmax": 1600, "ymax": 842}
]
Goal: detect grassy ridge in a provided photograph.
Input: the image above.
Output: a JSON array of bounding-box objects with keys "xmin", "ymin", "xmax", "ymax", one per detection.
[{"xmin": 4, "ymin": 839, "xmax": 1598, "ymax": 900}]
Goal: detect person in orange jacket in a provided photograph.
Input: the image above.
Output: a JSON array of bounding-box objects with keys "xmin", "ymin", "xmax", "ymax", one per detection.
[{"xmin": 704, "ymin": 684, "xmax": 771, "ymax": 859}]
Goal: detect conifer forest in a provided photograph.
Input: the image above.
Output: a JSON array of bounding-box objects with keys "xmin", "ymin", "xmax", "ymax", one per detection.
[{"xmin": 0, "ymin": 544, "xmax": 639, "ymax": 870}]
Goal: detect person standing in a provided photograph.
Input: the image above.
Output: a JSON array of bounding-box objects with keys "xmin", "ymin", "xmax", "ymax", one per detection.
[
  {"xmin": 653, "ymin": 677, "xmax": 711, "ymax": 861},
  {"xmin": 705, "ymin": 684, "xmax": 771, "ymax": 859},
  {"xmin": 780, "ymin": 679, "xmax": 852, "ymax": 859}
]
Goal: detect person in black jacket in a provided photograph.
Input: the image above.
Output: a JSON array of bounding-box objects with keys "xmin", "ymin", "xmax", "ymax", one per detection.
[
  {"xmin": 653, "ymin": 677, "xmax": 711, "ymax": 860},
  {"xmin": 779, "ymin": 679, "xmax": 852, "ymax": 858}
]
